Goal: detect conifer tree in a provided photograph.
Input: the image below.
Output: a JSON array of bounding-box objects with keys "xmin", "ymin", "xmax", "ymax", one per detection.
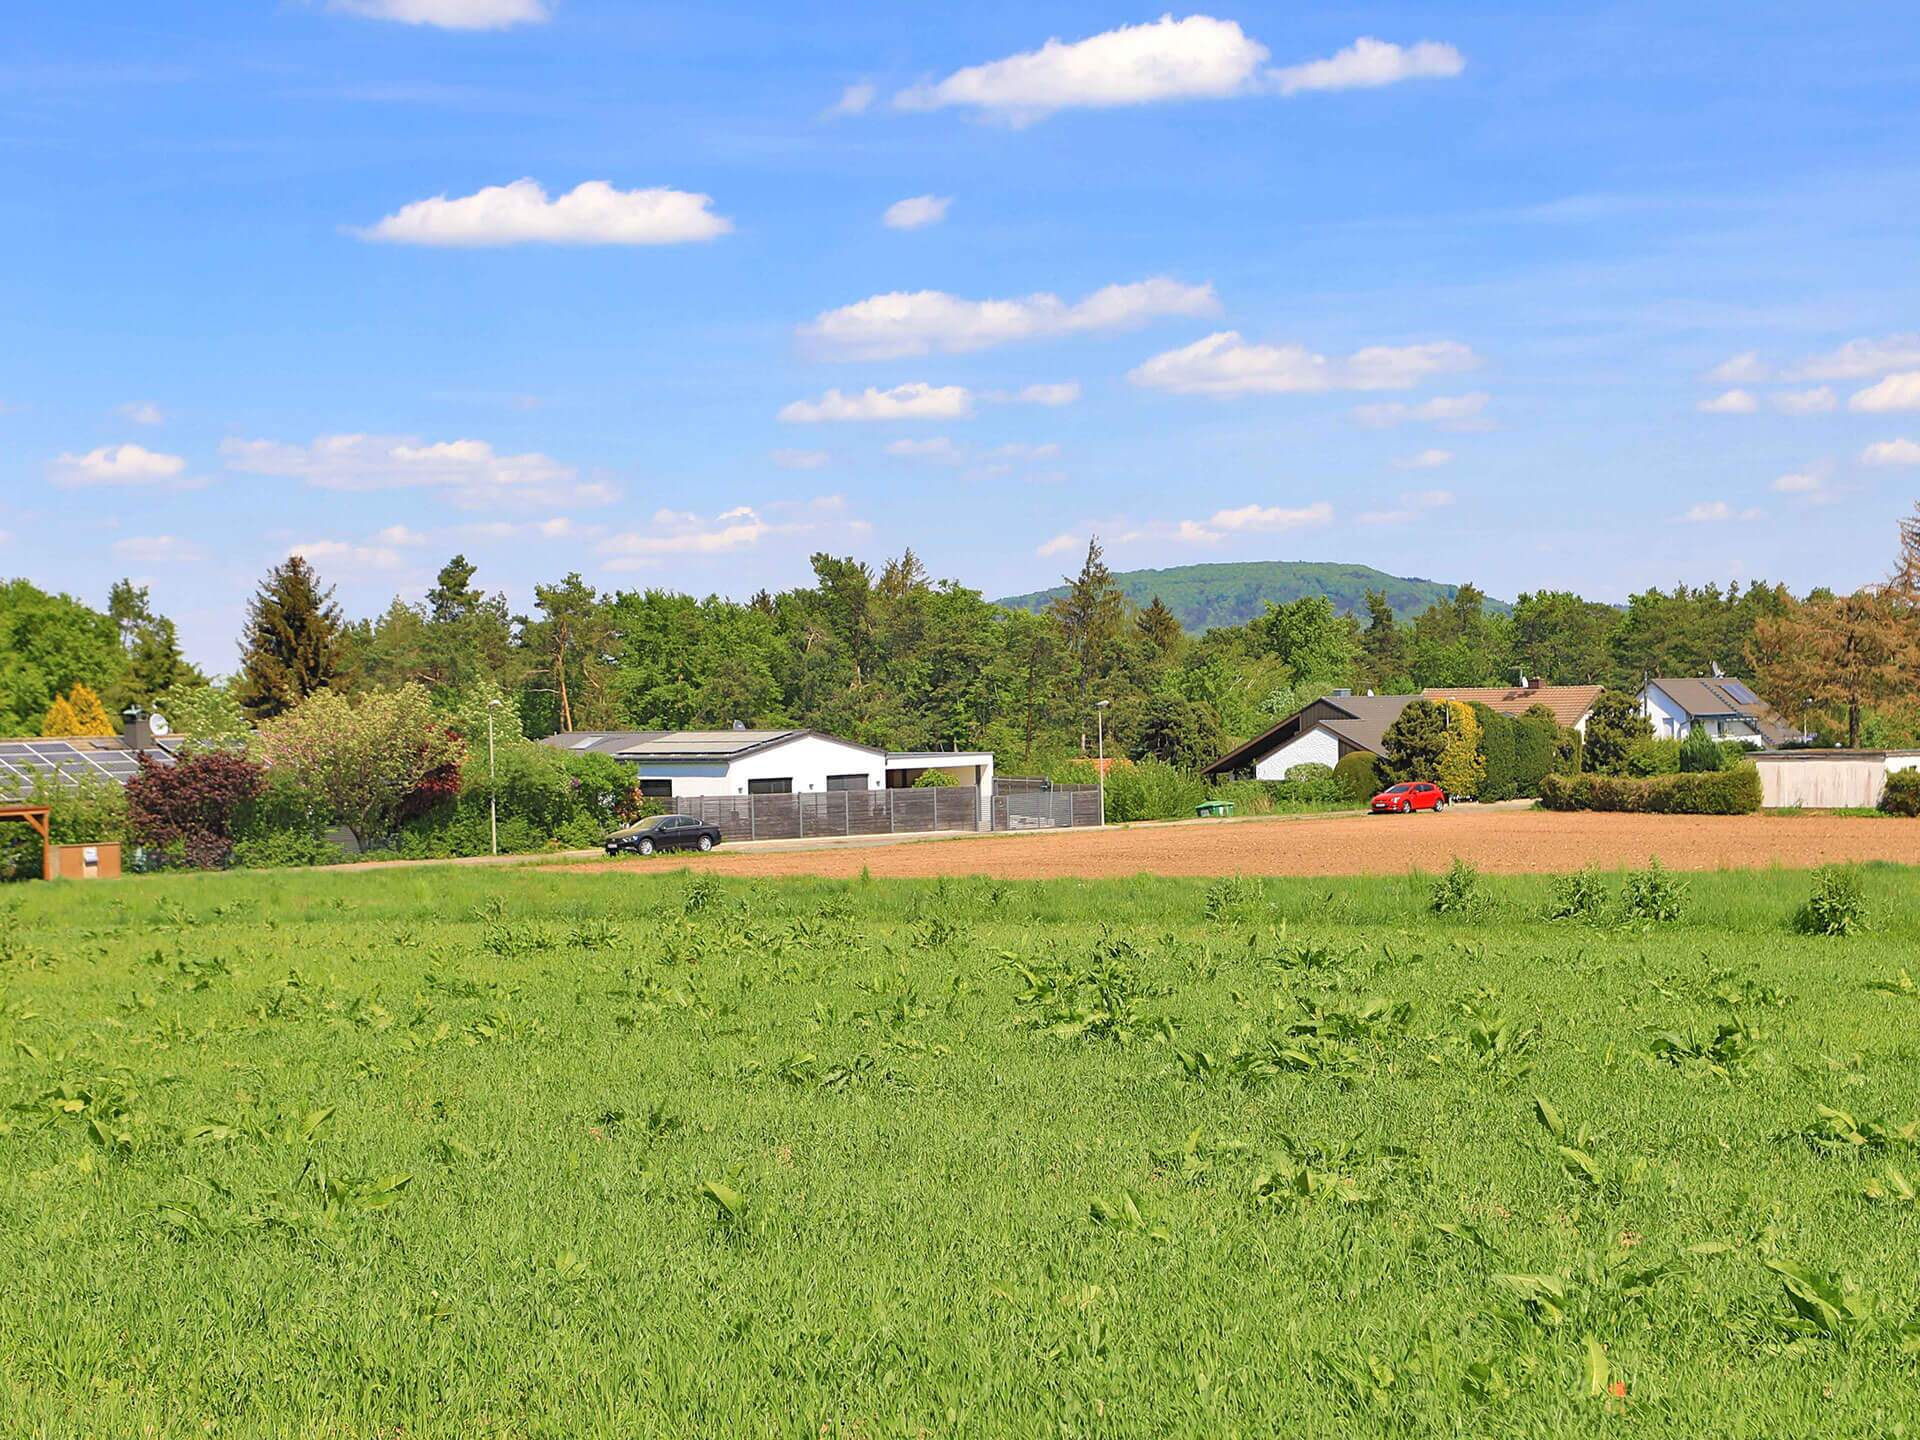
[
  {"xmin": 1136, "ymin": 595, "xmax": 1184, "ymax": 655},
  {"xmin": 235, "ymin": 556, "xmax": 346, "ymax": 720},
  {"xmin": 64, "ymin": 683, "xmax": 117, "ymax": 735},
  {"xmin": 41, "ymin": 694, "xmax": 81, "ymax": 736}
]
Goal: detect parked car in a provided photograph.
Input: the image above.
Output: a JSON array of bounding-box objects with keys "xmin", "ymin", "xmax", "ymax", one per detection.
[
  {"xmin": 606, "ymin": 814, "xmax": 722, "ymax": 856},
  {"xmin": 1370, "ymin": 781, "xmax": 1448, "ymax": 814}
]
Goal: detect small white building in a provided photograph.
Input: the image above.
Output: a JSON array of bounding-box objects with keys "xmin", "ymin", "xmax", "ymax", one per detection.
[{"xmin": 543, "ymin": 728, "xmax": 994, "ymax": 821}]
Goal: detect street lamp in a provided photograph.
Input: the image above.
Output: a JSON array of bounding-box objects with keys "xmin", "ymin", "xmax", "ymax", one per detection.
[
  {"xmin": 1094, "ymin": 700, "xmax": 1110, "ymax": 827},
  {"xmin": 487, "ymin": 699, "xmax": 503, "ymax": 856}
]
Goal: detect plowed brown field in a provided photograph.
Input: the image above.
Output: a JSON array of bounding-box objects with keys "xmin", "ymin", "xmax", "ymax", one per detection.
[{"xmin": 574, "ymin": 808, "xmax": 1920, "ymax": 881}]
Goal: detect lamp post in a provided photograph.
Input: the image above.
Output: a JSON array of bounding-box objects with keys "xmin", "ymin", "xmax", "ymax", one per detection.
[
  {"xmin": 1094, "ymin": 700, "xmax": 1110, "ymax": 826},
  {"xmin": 487, "ymin": 699, "xmax": 502, "ymax": 857}
]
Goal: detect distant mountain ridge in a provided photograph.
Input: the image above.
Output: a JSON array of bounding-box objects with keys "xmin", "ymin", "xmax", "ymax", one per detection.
[{"xmin": 994, "ymin": 560, "xmax": 1506, "ymax": 633}]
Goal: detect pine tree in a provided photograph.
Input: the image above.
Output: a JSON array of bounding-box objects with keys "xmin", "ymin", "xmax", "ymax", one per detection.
[
  {"xmin": 1050, "ymin": 538, "xmax": 1128, "ymax": 719},
  {"xmin": 1135, "ymin": 595, "xmax": 1184, "ymax": 655},
  {"xmin": 1359, "ymin": 589, "xmax": 1409, "ymax": 689},
  {"xmin": 1750, "ymin": 588, "xmax": 1915, "ymax": 749},
  {"xmin": 122, "ymin": 616, "xmax": 199, "ymax": 707},
  {"xmin": 235, "ymin": 556, "xmax": 346, "ymax": 720}
]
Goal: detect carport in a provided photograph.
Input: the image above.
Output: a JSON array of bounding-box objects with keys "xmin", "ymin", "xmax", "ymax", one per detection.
[{"xmin": 0, "ymin": 803, "xmax": 52, "ymax": 880}]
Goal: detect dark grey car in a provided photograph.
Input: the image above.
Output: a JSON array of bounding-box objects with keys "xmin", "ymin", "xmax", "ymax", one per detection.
[{"xmin": 605, "ymin": 813, "xmax": 722, "ymax": 857}]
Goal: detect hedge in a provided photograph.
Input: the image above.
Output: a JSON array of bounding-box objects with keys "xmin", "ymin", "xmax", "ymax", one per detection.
[
  {"xmin": 1882, "ymin": 768, "xmax": 1920, "ymax": 817},
  {"xmin": 1539, "ymin": 763, "xmax": 1762, "ymax": 815}
]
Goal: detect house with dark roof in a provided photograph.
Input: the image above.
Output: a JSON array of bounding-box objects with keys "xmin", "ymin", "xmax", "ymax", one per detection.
[
  {"xmin": 1637, "ymin": 677, "xmax": 1805, "ymax": 748},
  {"xmin": 539, "ymin": 727, "xmax": 995, "ymax": 807},
  {"xmin": 1202, "ymin": 692, "xmax": 1417, "ymax": 780}
]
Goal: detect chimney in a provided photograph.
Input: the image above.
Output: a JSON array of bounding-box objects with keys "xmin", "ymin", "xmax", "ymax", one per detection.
[
  {"xmin": 120, "ymin": 704, "xmax": 153, "ymax": 750},
  {"xmin": 1524, "ymin": 675, "xmax": 1543, "ymax": 690}
]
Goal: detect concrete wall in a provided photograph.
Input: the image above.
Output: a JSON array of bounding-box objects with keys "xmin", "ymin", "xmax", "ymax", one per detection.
[
  {"xmin": 1753, "ymin": 753, "xmax": 1910, "ymax": 809},
  {"xmin": 1253, "ymin": 726, "xmax": 1340, "ymax": 780}
]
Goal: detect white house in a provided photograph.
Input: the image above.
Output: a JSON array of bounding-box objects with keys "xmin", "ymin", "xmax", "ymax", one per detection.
[
  {"xmin": 1637, "ymin": 677, "xmax": 1802, "ymax": 748},
  {"xmin": 542, "ymin": 728, "xmax": 994, "ymax": 818},
  {"xmin": 1202, "ymin": 693, "xmax": 1416, "ymax": 781}
]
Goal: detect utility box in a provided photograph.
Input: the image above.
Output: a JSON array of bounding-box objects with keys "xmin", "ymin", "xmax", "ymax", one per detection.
[{"xmin": 52, "ymin": 843, "xmax": 121, "ymax": 880}]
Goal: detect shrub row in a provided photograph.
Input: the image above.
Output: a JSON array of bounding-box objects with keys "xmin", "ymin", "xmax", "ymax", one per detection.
[{"xmin": 1538, "ymin": 763, "xmax": 1763, "ymax": 815}]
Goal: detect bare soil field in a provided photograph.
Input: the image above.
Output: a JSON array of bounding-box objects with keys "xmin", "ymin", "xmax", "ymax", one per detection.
[{"xmin": 573, "ymin": 807, "xmax": 1920, "ymax": 881}]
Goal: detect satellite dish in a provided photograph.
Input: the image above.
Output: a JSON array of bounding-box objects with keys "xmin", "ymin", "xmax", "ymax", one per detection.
[{"xmin": 149, "ymin": 713, "xmax": 172, "ymax": 737}]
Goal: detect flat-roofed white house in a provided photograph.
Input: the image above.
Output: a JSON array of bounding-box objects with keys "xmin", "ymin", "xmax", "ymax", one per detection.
[{"xmin": 541, "ymin": 728, "xmax": 994, "ymax": 820}]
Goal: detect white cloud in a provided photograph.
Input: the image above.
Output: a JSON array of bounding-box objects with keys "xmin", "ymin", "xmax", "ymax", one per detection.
[
  {"xmin": 1036, "ymin": 532, "xmax": 1082, "ymax": 558},
  {"xmin": 1697, "ymin": 388, "xmax": 1758, "ymax": 415},
  {"xmin": 1129, "ymin": 331, "xmax": 1474, "ymax": 396},
  {"xmin": 883, "ymin": 195, "xmax": 952, "ymax": 230},
  {"xmin": 885, "ymin": 436, "xmax": 965, "ymax": 464},
  {"xmin": 895, "ymin": 14, "xmax": 1269, "ymax": 121},
  {"xmin": 827, "ymin": 82, "xmax": 876, "ymax": 118},
  {"xmin": 1771, "ymin": 386, "xmax": 1836, "ymax": 415},
  {"xmin": 1705, "ymin": 351, "xmax": 1769, "ymax": 384},
  {"xmin": 1861, "ymin": 438, "xmax": 1920, "ymax": 466},
  {"xmin": 1770, "ymin": 472, "xmax": 1822, "ymax": 494},
  {"xmin": 771, "ymin": 448, "xmax": 830, "ymax": 470},
  {"xmin": 1792, "ymin": 334, "xmax": 1920, "ymax": 381},
  {"xmin": 373, "ymin": 523, "xmax": 431, "ymax": 546},
  {"xmin": 289, "ymin": 539, "xmax": 406, "ymax": 571},
  {"xmin": 1204, "ymin": 500, "xmax": 1335, "ymax": 534},
  {"xmin": 51, "ymin": 442, "xmax": 194, "ymax": 489},
  {"xmin": 357, "ymin": 179, "xmax": 732, "ymax": 247},
  {"xmin": 801, "ymin": 278, "xmax": 1218, "ymax": 360},
  {"xmin": 1849, "ymin": 372, "xmax": 1920, "ymax": 412},
  {"xmin": 111, "ymin": 535, "xmax": 201, "ymax": 563},
  {"xmin": 116, "ymin": 401, "xmax": 164, "ymax": 426},
  {"xmin": 1395, "ymin": 448, "xmax": 1453, "ymax": 469},
  {"xmin": 597, "ymin": 497, "xmax": 859, "ymax": 571},
  {"xmin": 1676, "ymin": 501, "xmax": 1763, "ymax": 524},
  {"xmin": 777, "ymin": 383, "xmax": 975, "ymax": 423},
  {"xmin": 1351, "ymin": 392, "xmax": 1491, "ymax": 430},
  {"xmin": 993, "ymin": 441, "xmax": 1061, "ymax": 461},
  {"xmin": 1358, "ymin": 489, "xmax": 1453, "ymax": 525},
  {"xmin": 221, "ymin": 433, "xmax": 613, "ymax": 508},
  {"xmin": 1012, "ymin": 381, "xmax": 1081, "ymax": 406},
  {"xmin": 328, "ymin": 0, "xmax": 547, "ymax": 29},
  {"xmin": 1270, "ymin": 37, "xmax": 1464, "ymax": 95}
]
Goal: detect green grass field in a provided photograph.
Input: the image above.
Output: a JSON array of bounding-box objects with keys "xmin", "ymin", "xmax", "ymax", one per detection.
[{"xmin": 4, "ymin": 862, "xmax": 1918, "ymax": 1437}]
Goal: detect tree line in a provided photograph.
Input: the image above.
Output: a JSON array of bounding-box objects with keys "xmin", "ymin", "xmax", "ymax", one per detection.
[{"xmin": 4, "ymin": 507, "xmax": 1918, "ymax": 769}]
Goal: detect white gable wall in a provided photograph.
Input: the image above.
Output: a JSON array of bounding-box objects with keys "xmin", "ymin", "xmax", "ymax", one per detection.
[
  {"xmin": 1641, "ymin": 684, "xmax": 1690, "ymax": 740},
  {"xmin": 633, "ymin": 733, "xmax": 885, "ymax": 797},
  {"xmin": 1252, "ymin": 726, "xmax": 1341, "ymax": 781}
]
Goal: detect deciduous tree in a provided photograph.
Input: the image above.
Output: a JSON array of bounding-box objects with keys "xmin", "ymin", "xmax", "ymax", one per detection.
[
  {"xmin": 255, "ymin": 684, "xmax": 464, "ymax": 850},
  {"xmin": 125, "ymin": 749, "xmax": 266, "ymax": 867}
]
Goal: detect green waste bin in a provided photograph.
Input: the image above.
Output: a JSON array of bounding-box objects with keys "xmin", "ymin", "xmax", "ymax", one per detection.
[{"xmin": 1196, "ymin": 800, "xmax": 1235, "ymax": 818}]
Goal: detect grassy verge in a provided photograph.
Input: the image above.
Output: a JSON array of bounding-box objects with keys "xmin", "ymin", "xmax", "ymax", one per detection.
[{"xmin": 3, "ymin": 864, "xmax": 1917, "ymax": 1436}]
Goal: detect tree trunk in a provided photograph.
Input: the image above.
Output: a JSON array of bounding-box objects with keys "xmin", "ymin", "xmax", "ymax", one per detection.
[{"xmin": 1848, "ymin": 699, "xmax": 1861, "ymax": 750}]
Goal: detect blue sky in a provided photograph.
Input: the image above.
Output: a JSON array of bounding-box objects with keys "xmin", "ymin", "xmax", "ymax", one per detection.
[{"xmin": 3, "ymin": 2, "xmax": 1915, "ymax": 669}]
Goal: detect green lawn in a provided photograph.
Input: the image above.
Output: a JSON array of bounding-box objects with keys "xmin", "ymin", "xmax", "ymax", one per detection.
[{"xmin": 3, "ymin": 864, "xmax": 1918, "ymax": 1437}]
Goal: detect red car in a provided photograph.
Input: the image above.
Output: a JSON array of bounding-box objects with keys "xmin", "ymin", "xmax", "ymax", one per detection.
[{"xmin": 1371, "ymin": 781, "xmax": 1448, "ymax": 814}]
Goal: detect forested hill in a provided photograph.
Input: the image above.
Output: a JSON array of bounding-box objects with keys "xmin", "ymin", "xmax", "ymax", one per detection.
[{"xmin": 995, "ymin": 561, "xmax": 1506, "ymax": 632}]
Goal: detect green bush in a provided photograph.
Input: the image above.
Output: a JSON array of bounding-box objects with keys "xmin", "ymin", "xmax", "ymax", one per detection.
[
  {"xmin": 1539, "ymin": 764, "xmax": 1762, "ymax": 815},
  {"xmin": 1333, "ymin": 752, "xmax": 1380, "ymax": 804},
  {"xmin": 1276, "ymin": 761, "xmax": 1342, "ymax": 804},
  {"xmin": 1100, "ymin": 759, "xmax": 1207, "ymax": 822},
  {"xmin": 912, "ymin": 768, "xmax": 956, "ymax": 787},
  {"xmin": 0, "ymin": 825, "xmax": 42, "ymax": 882},
  {"xmin": 1678, "ymin": 727, "xmax": 1725, "ymax": 773},
  {"xmin": 231, "ymin": 830, "xmax": 348, "ymax": 869},
  {"xmin": 1880, "ymin": 768, "xmax": 1920, "ymax": 817},
  {"xmin": 1624, "ymin": 737, "xmax": 1683, "ymax": 776},
  {"xmin": 1543, "ymin": 866, "xmax": 1609, "ymax": 924},
  {"xmin": 1512, "ymin": 707, "xmax": 1560, "ymax": 796}
]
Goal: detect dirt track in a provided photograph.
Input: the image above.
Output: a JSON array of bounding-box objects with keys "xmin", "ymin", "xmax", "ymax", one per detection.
[{"xmin": 571, "ymin": 808, "xmax": 1920, "ymax": 881}]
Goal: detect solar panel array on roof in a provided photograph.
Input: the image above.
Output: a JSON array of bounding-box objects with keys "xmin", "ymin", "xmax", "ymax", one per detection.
[
  {"xmin": 0, "ymin": 740, "xmax": 171, "ymax": 796},
  {"xmin": 1721, "ymin": 680, "xmax": 1759, "ymax": 705}
]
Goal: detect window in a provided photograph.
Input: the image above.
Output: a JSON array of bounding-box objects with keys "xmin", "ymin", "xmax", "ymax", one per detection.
[
  {"xmin": 639, "ymin": 778, "xmax": 672, "ymax": 798},
  {"xmin": 825, "ymin": 774, "xmax": 870, "ymax": 792},
  {"xmin": 747, "ymin": 777, "xmax": 792, "ymax": 795}
]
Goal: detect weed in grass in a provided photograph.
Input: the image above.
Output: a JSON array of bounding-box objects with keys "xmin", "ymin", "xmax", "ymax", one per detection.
[
  {"xmin": 1428, "ymin": 858, "xmax": 1485, "ymax": 918},
  {"xmin": 1866, "ymin": 967, "xmax": 1918, "ymax": 998},
  {"xmin": 1544, "ymin": 866, "xmax": 1610, "ymax": 924},
  {"xmin": 1619, "ymin": 857, "xmax": 1687, "ymax": 926},
  {"xmin": 1793, "ymin": 865, "xmax": 1872, "ymax": 938}
]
